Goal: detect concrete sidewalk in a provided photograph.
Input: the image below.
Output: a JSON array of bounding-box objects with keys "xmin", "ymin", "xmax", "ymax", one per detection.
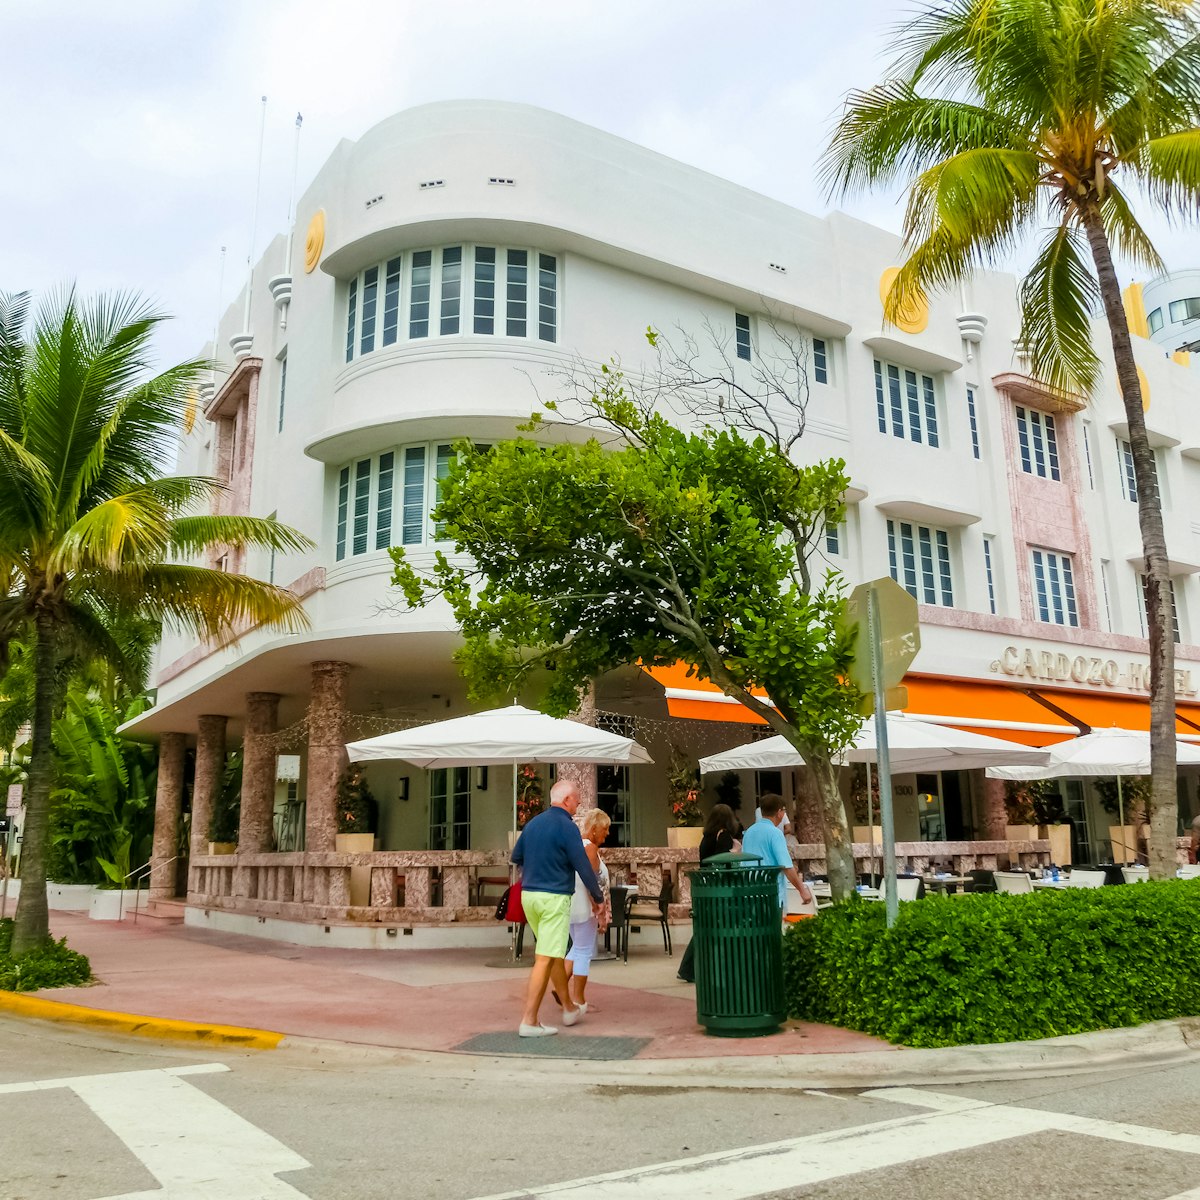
[
  {"xmin": 9, "ymin": 913, "xmax": 1199, "ymax": 1086},
  {"xmin": 31, "ymin": 913, "xmax": 886, "ymax": 1060}
]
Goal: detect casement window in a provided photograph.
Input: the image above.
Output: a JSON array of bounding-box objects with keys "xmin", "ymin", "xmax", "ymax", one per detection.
[
  {"xmin": 1031, "ymin": 548, "xmax": 1079, "ymax": 627},
  {"xmin": 966, "ymin": 386, "xmax": 981, "ymax": 460},
  {"xmin": 874, "ymin": 360, "xmax": 940, "ymax": 446},
  {"xmin": 887, "ymin": 519, "xmax": 954, "ymax": 606},
  {"xmin": 276, "ymin": 352, "xmax": 287, "ymax": 432},
  {"xmin": 1148, "ymin": 308, "xmax": 1164, "ymax": 334},
  {"xmin": 735, "ymin": 312, "xmax": 751, "ymax": 361},
  {"xmin": 429, "ymin": 766, "xmax": 471, "ymax": 850},
  {"xmin": 824, "ymin": 521, "xmax": 843, "ymax": 556},
  {"xmin": 343, "ymin": 246, "xmax": 558, "ymax": 360},
  {"xmin": 812, "ymin": 337, "xmax": 828, "ymax": 385},
  {"xmin": 1082, "ymin": 422, "xmax": 1095, "ymax": 489},
  {"xmin": 1168, "ymin": 296, "xmax": 1200, "ymax": 323},
  {"xmin": 335, "ymin": 441, "xmax": 490, "ymax": 561},
  {"xmin": 1015, "ymin": 406, "xmax": 1060, "ymax": 480},
  {"xmin": 983, "ymin": 537, "xmax": 997, "ymax": 615},
  {"xmin": 1118, "ymin": 438, "xmax": 1138, "ymax": 502}
]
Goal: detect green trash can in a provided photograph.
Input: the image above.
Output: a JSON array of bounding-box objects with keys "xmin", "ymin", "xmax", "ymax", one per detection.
[{"xmin": 689, "ymin": 851, "xmax": 785, "ymax": 1037}]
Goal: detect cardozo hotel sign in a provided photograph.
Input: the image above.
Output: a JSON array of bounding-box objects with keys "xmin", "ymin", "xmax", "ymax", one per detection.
[{"xmin": 990, "ymin": 643, "xmax": 1199, "ymax": 698}]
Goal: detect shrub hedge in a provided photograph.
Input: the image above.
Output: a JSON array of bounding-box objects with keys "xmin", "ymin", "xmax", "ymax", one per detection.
[
  {"xmin": 782, "ymin": 881, "xmax": 1200, "ymax": 1047},
  {"xmin": 0, "ymin": 919, "xmax": 92, "ymax": 992}
]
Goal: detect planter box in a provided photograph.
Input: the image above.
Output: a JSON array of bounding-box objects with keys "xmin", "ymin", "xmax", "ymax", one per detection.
[
  {"xmin": 89, "ymin": 888, "xmax": 142, "ymax": 921},
  {"xmin": 46, "ymin": 883, "xmax": 96, "ymax": 911},
  {"xmin": 336, "ymin": 832, "xmax": 374, "ymax": 907},
  {"xmin": 208, "ymin": 842, "xmax": 237, "ymax": 856},
  {"xmin": 667, "ymin": 827, "xmax": 704, "ymax": 849},
  {"xmin": 1004, "ymin": 825, "xmax": 1037, "ymax": 842},
  {"xmin": 1109, "ymin": 825, "xmax": 1139, "ymax": 863},
  {"xmin": 1039, "ymin": 824, "xmax": 1072, "ymax": 866},
  {"xmin": 852, "ymin": 826, "xmax": 883, "ymax": 844}
]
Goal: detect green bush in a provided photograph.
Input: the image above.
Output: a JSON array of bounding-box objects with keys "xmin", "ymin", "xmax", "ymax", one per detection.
[
  {"xmin": 0, "ymin": 919, "xmax": 92, "ymax": 992},
  {"xmin": 783, "ymin": 882, "xmax": 1200, "ymax": 1047}
]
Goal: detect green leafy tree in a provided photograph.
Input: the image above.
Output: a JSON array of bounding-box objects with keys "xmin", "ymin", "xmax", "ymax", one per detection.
[
  {"xmin": 0, "ymin": 289, "xmax": 313, "ymax": 952},
  {"xmin": 391, "ymin": 369, "xmax": 866, "ymax": 895},
  {"xmin": 822, "ymin": 0, "xmax": 1200, "ymax": 878}
]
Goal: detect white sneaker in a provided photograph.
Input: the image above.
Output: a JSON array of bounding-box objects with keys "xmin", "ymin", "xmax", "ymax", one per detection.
[
  {"xmin": 562, "ymin": 1004, "xmax": 586, "ymax": 1026},
  {"xmin": 518, "ymin": 1023, "xmax": 558, "ymax": 1037}
]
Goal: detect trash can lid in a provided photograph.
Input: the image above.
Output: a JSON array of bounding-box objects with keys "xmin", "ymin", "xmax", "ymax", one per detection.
[{"xmin": 700, "ymin": 851, "xmax": 764, "ymax": 866}]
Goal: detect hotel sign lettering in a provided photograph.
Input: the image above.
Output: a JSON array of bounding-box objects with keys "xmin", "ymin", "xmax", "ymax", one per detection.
[{"xmin": 990, "ymin": 644, "xmax": 1198, "ymax": 697}]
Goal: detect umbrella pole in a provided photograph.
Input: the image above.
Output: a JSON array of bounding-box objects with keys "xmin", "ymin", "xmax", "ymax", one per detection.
[{"xmin": 1117, "ymin": 774, "xmax": 1126, "ymax": 864}]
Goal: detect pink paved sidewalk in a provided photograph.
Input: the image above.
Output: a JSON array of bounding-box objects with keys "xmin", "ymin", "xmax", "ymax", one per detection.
[{"xmin": 37, "ymin": 914, "xmax": 891, "ymax": 1059}]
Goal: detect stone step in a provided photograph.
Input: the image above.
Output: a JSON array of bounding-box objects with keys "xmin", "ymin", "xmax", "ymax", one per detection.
[{"xmin": 134, "ymin": 898, "xmax": 188, "ymax": 925}]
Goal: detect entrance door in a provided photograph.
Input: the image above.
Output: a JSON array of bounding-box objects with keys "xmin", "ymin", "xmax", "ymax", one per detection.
[
  {"xmin": 597, "ymin": 765, "xmax": 631, "ymax": 847},
  {"xmin": 429, "ymin": 767, "xmax": 471, "ymax": 850}
]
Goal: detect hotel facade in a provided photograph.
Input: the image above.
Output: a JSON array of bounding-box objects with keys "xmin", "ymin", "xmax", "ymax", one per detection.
[{"xmin": 128, "ymin": 102, "xmax": 1200, "ymax": 939}]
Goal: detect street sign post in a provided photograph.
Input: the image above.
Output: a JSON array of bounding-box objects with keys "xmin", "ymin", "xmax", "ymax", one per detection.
[
  {"xmin": 844, "ymin": 578, "xmax": 921, "ymax": 928},
  {"xmin": 6, "ymin": 783, "xmax": 22, "ymax": 816}
]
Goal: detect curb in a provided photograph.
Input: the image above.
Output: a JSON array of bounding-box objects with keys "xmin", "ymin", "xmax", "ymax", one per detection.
[{"xmin": 0, "ymin": 991, "xmax": 284, "ymax": 1049}]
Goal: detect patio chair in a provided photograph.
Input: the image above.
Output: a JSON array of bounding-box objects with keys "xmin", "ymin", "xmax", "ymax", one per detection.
[
  {"xmin": 993, "ymin": 871, "xmax": 1034, "ymax": 894},
  {"xmin": 618, "ymin": 887, "xmax": 672, "ymax": 962},
  {"xmin": 963, "ymin": 869, "xmax": 997, "ymax": 893},
  {"xmin": 1067, "ymin": 869, "xmax": 1106, "ymax": 888},
  {"xmin": 1121, "ymin": 865, "xmax": 1150, "ymax": 884}
]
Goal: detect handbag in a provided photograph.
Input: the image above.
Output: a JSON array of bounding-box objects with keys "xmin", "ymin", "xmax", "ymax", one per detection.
[{"xmin": 495, "ymin": 880, "xmax": 526, "ymax": 923}]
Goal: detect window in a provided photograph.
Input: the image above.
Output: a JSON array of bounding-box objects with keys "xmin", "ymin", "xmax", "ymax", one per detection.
[
  {"xmin": 735, "ymin": 312, "xmax": 751, "ymax": 361},
  {"xmin": 983, "ymin": 537, "xmax": 996, "ymax": 615},
  {"xmin": 966, "ymin": 386, "xmax": 980, "ymax": 460},
  {"xmin": 825, "ymin": 521, "xmax": 842, "ymax": 556},
  {"xmin": 1168, "ymin": 296, "xmax": 1200, "ymax": 323},
  {"xmin": 1100, "ymin": 559, "xmax": 1114, "ymax": 631},
  {"xmin": 429, "ymin": 766, "xmax": 471, "ymax": 850},
  {"xmin": 887, "ymin": 519, "xmax": 954, "ymax": 606},
  {"xmin": 1031, "ymin": 548, "xmax": 1078, "ymax": 626},
  {"xmin": 1148, "ymin": 308, "xmax": 1164, "ymax": 334},
  {"xmin": 334, "ymin": 440, "xmax": 473, "ymax": 561},
  {"xmin": 1015, "ymin": 406, "xmax": 1060, "ymax": 480},
  {"xmin": 1139, "ymin": 574, "xmax": 1181, "ymax": 643},
  {"xmin": 1118, "ymin": 439, "xmax": 1138, "ymax": 502},
  {"xmin": 276, "ymin": 352, "xmax": 287, "ymax": 432},
  {"xmin": 874, "ymin": 360, "xmax": 940, "ymax": 446},
  {"xmin": 812, "ymin": 338, "xmax": 828, "ymax": 384},
  {"xmin": 1082, "ymin": 422, "xmax": 1095, "ymax": 489},
  {"xmin": 343, "ymin": 245, "xmax": 557, "ymax": 359}
]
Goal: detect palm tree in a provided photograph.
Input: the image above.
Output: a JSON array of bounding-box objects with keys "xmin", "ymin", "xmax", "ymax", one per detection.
[
  {"xmin": 822, "ymin": 0, "xmax": 1200, "ymax": 878},
  {"xmin": 0, "ymin": 289, "xmax": 312, "ymax": 952}
]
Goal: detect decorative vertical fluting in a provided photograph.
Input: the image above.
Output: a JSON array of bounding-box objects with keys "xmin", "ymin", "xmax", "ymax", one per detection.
[
  {"xmin": 557, "ymin": 685, "xmax": 599, "ymax": 812},
  {"xmin": 149, "ymin": 733, "xmax": 187, "ymax": 899},
  {"xmin": 191, "ymin": 714, "xmax": 228, "ymax": 864},
  {"xmin": 239, "ymin": 692, "xmax": 280, "ymax": 853},
  {"xmin": 305, "ymin": 661, "xmax": 351, "ymax": 852}
]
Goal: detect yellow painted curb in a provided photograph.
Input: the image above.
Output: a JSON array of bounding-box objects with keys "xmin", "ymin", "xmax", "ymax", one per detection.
[{"xmin": 0, "ymin": 990, "xmax": 284, "ymax": 1049}]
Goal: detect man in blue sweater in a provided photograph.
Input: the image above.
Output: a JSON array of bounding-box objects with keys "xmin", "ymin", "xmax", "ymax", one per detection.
[{"xmin": 511, "ymin": 778, "xmax": 604, "ymax": 1036}]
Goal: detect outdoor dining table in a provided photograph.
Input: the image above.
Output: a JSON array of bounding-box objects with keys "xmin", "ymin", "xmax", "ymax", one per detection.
[
  {"xmin": 922, "ymin": 874, "xmax": 969, "ymax": 894},
  {"xmin": 1031, "ymin": 876, "xmax": 1071, "ymax": 889}
]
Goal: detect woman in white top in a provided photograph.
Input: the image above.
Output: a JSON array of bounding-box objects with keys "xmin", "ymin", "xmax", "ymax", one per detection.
[{"xmin": 563, "ymin": 808, "xmax": 611, "ymax": 1012}]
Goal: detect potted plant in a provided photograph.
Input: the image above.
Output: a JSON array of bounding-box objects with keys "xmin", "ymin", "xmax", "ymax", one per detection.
[
  {"xmin": 1096, "ymin": 777, "xmax": 1151, "ymax": 863},
  {"xmin": 666, "ymin": 745, "xmax": 704, "ymax": 848},
  {"xmin": 510, "ymin": 764, "xmax": 544, "ymax": 849},
  {"xmin": 335, "ymin": 765, "xmax": 376, "ymax": 905},
  {"xmin": 206, "ymin": 753, "xmax": 241, "ymax": 854}
]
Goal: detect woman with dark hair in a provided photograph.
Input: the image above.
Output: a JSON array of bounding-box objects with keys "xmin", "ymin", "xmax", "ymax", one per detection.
[{"xmin": 677, "ymin": 804, "xmax": 741, "ymax": 983}]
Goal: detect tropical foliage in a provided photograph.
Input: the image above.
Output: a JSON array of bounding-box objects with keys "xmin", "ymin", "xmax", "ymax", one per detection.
[
  {"xmin": 0, "ymin": 289, "xmax": 312, "ymax": 952},
  {"xmin": 335, "ymin": 764, "xmax": 376, "ymax": 835},
  {"xmin": 822, "ymin": 0, "xmax": 1200, "ymax": 877},
  {"xmin": 515, "ymin": 764, "xmax": 544, "ymax": 827}
]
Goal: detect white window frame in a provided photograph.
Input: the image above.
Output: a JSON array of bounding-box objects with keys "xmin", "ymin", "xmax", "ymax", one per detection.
[
  {"xmin": 874, "ymin": 359, "xmax": 941, "ymax": 447},
  {"xmin": 1030, "ymin": 548, "xmax": 1079, "ymax": 627},
  {"xmin": 1118, "ymin": 438, "xmax": 1138, "ymax": 502},
  {"xmin": 734, "ymin": 312, "xmax": 752, "ymax": 361},
  {"xmin": 886, "ymin": 518, "xmax": 954, "ymax": 606},
  {"xmin": 812, "ymin": 337, "xmax": 829, "ymax": 384},
  {"xmin": 966, "ymin": 385, "xmax": 981, "ymax": 460},
  {"xmin": 1015, "ymin": 405, "xmax": 1060, "ymax": 480},
  {"xmin": 1138, "ymin": 573, "xmax": 1182, "ymax": 644},
  {"xmin": 983, "ymin": 536, "xmax": 997, "ymax": 615}
]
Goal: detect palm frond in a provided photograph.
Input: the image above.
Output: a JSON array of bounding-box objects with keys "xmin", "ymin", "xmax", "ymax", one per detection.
[
  {"xmin": 1097, "ymin": 181, "xmax": 1166, "ymax": 272},
  {"xmin": 1106, "ymin": 25, "xmax": 1200, "ymax": 151},
  {"xmin": 1129, "ymin": 129, "xmax": 1200, "ymax": 219},
  {"xmin": 50, "ymin": 490, "xmax": 176, "ymax": 573},
  {"xmin": 168, "ymin": 514, "xmax": 316, "ymax": 557},
  {"xmin": 1018, "ymin": 221, "xmax": 1101, "ymax": 396}
]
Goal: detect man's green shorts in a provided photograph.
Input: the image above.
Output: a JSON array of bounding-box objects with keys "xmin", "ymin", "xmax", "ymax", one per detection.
[{"xmin": 521, "ymin": 890, "xmax": 572, "ymax": 958}]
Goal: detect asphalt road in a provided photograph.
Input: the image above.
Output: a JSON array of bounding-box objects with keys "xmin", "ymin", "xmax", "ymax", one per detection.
[{"xmin": 3, "ymin": 1016, "xmax": 1200, "ymax": 1200}]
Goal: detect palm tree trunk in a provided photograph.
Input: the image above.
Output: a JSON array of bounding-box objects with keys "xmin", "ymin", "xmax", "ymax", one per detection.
[
  {"xmin": 1080, "ymin": 206, "xmax": 1178, "ymax": 879},
  {"xmin": 11, "ymin": 610, "xmax": 57, "ymax": 953}
]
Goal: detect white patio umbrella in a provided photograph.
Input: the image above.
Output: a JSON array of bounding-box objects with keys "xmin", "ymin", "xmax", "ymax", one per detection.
[
  {"xmin": 986, "ymin": 728, "xmax": 1200, "ymax": 856},
  {"xmin": 347, "ymin": 704, "xmax": 653, "ymax": 964}
]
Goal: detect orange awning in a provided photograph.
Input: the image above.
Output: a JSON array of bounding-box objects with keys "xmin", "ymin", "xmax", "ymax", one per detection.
[{"xmin": 644, "ymin": 664, "xmax": 1200, "ymax": 746}]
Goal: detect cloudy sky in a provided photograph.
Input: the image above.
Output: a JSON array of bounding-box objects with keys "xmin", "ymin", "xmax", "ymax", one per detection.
[{"xmin": 3, "ymin": 1, "xmax": 1194, "ymax": 367}]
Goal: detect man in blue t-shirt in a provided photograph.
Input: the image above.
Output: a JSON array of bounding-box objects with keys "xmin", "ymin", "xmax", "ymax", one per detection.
[{"xmin": 741, "ymin": 794, "xmax": 813, "ymax": 910}]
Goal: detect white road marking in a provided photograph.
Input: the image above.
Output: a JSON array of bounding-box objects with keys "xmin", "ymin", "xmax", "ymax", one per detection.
[
  {"xmin": 472, "ymin": 1086, "xmax": 1200, "ymax": 1200},
  {"xmin": 2, "ymin": 1063, "xmax": 310, "ymax": 1199}
]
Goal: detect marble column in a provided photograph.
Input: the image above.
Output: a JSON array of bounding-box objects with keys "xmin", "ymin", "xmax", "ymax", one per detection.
[
  {"xmin": 982, "ymin": 776, "xmax": 1008, "ymax": 840},
  {"xmin": 557, "ymin": 685, "xmax": 599, "ymax": 811},
  {"xmin": 305, "ymin": 660, "xmax": 351, "ymax": 853},
  {"xmin": 190, "ymin": 715, "xmax": 227, "ymax": 862},
  {"xmin": 239, "ymin": 692, "xmax": 280, "ymax": 853},
  {"xmin": 149, "ymin": 732, "xmax": 187, "ymax": 899}
]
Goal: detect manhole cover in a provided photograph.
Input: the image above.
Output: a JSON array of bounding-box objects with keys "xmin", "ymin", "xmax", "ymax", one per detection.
[{"xmin": 454, "ymin": 1033, "xmax": 651, "ymax": 1060}]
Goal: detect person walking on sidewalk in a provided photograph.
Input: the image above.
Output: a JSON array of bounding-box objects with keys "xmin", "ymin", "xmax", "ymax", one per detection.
[
  {"xmin": 676, "ymin": 803, "xmax": 740, "ymax": 984},
  {"xmin": 562, "ymin": 808, "xmax": 612, "ymax": 1011},
  {"xmin": 742, "ymin": 794, "xmax": 813, "ymax": 911},
  {"xmin": 510, "ymin": 778, "xmax": 603, "ymax": 1037}
]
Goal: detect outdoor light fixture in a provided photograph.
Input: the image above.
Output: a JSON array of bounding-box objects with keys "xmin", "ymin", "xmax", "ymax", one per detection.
[
  {"xmin": 398, "ymin": 776, "xmax": 410, "ymax": 802},
  {"xmin": 476, "ymin": 766, "xmax": 488, "ymax": 790}
]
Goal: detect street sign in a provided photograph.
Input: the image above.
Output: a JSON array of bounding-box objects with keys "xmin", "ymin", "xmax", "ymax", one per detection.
[
  {"xmin": 6, "ymin": 784, "xmax": 22, "ymax": 815},
  {"xmin": 843, "ymin": 577, "xmax": 921, "ymax": 695},
  {"xmin": 857, "ymin": 685, "xmax": 908, "ymax": 717}
]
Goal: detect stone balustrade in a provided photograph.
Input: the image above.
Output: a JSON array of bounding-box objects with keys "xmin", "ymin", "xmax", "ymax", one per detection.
[{"xmin": 186, "ymin": 838, "xmax": 1082, "ymax": 926}]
